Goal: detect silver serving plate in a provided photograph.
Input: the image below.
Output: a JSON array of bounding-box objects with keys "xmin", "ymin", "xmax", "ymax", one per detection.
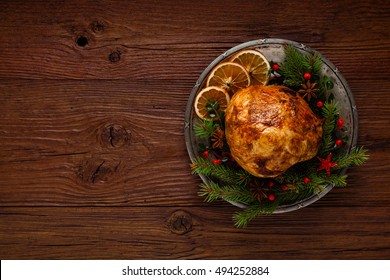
[{"xmin": 184, "ymin": 38, "xmax": 358, "ymax": 213}]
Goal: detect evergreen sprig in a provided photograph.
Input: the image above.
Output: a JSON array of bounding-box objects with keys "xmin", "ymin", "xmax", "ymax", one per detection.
[
  {"xmin": 333, "ymin": 147, "xmax": 369, "ymax": 170},
  {"xmin": 194, "ymin": 119, "xmax": 218, "ymax": 138},
  {"xmin": 319, "ymin": 100, "xmax": 339, "ymax": 156},
  {"xmin": 311, "ymin": 173, "xmax": 348, "ymax": 187},
  {"xmin": 233, "ymin": 204, "xmax": 276, "ymax": 227},
  {"xmin": 191, "ymin": 157, "xmax": 251, "ymax": 186},
  {"xmin": 303, "ymin": 53, "xmax": 322, "ymax": 79},
  {"xmin": 279, "ymin": 45, "xmax": 322, "ymax": 87},
  {"xmin": 277, "ymin": 187, "xmax": 316, "ymax": 205},
  {"xmin": 199, "ymin": 180, "xmax": 256, "ymax": 205}
]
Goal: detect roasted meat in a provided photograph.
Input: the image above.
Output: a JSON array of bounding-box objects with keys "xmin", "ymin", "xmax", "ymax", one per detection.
[{"xmin": 225, "ymin": 85, "xmax": 323, "ymax": 178}]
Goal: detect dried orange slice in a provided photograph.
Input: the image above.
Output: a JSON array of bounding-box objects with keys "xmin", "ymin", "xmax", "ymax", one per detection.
[
  {"xmin": 206, "ymin": 62, "xmax": 250, "ymax": 95},
  {"xmin": 230, "ymin": 50, "xmax": 270, "ymax": 85},
  {"xmin": 194, "ymin": 86, "xmax": 230, "ymax": 120}
]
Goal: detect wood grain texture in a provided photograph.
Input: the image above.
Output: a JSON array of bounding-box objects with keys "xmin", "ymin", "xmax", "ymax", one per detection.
[
  {"xmin": 0, "ymin": 206, "xmax": 389, "ymax": 259},
  {"xmin": 0, "ymin": 0, "xmax": 389, "ymax": 259}
]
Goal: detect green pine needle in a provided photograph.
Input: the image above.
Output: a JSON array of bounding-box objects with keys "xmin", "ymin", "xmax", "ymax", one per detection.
[
  {"xmin": 279, "ymin": 45, "xmax": 306, "ymax": 87},
  {"xmin": 278, "ymin": 188, "xmax": 315, "ymax": 205},
  {"xmin": 313, "ymin": 173, "xmax": 348, "ymax": 187},
  {"xmin": 233, "ymin": 204, "xmax": 275, "ymax": 228},
  {"xmin": 191, "ymin": 157, "xmax": 251, "ymax": 186},
  {"xmin": 322, "ymin": 99, "xmax": 340, "ymax": 118},
  {"xmin": 279, "ymin": 45, "xmax": 322, "ymax": 87},
  {"xmin": 319, "ymin": 100, "xmax": 339, "ymax": 156},
  {"xmin": 194, "ymin": 119, "xmax": 218, "ymax": 138},
  {"xmin": 199, "ymin": 180, "xmax": 256, "ymax": 205},
  {"xmin": 302, "ymin": 52, "xmax": 322, "ymax": 76},
  {"xmin": 333, "ymin": 147, "xmax": 369, "ymax": 169}
]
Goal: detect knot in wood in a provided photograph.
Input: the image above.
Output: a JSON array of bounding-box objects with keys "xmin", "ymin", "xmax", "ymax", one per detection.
[
  {"xmin": 167, "ymin": 210, "xmax": 193, "ymax": 235},
  {"xmin": 77, "ymin": 158, "xmax": 121, "ymax": 186},
  {"xmin": 76, "ymin": 35, "xmax": 89, "ymax": 47},
  {"xmin": 90, "ymin": 20, "xmax": 106, "ymax": 33},
  {"xmin": 108, "ymin": 50, "xmax": 121, "ymax": 63},
  {"xmin": 101, "ymin": 124, "xmax": 130, "ymax": 148}
]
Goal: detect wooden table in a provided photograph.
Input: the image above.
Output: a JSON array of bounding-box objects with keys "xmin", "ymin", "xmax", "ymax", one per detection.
[{"xmin": 1, "ymin": 0, "xmax": 389, "ymax": 259}]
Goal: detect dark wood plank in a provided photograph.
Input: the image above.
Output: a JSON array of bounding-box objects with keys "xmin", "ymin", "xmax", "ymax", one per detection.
[
  {"xmin": 0, "ymin": 206, "xmax": 388, "ymax": 259},
  {"xmin": 0, "ymin": 0, "xmax": 389, "ymax": 80}
]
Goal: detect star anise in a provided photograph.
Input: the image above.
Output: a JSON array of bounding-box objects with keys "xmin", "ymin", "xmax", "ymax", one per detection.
[
  {"xmin": 249, "ymin": 180, "xmax": 268, "ymax": 202},
  {"xmin": 298, "ymin": 81, "xmax": 320, "ymax": 101},
  {"xmin": 211, "ymin": 127, "xmax": 224, "ymax": 149}
]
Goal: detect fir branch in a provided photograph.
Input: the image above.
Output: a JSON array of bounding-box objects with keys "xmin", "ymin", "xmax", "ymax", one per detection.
[
  {"xmin": 279, "ymin": 45, "xmax": 322, "ymax": 88},
  {"xmin": 275, "ymin": 161, "xmax": 316, "ymax": 185},
  {"xmin": 278, "ymin": 188, "xmax": 315, "ymax": 205},
  {"xmin": 199, "ymin": 182, "xmax": 220, "ymax": 202},
  {"xmin": 191, "ymin": 157, "xmax": 251, "ymax": 186},
  {"xmin": 311, "ymin": 173, "xmax": 348, "ymax": 187},
  {"xmin": 302, "ymin": 52, "xmax": 322, "ymax": 77},
  {"xmin": 322, "ymin": 99, "xmax": 340, "ymax": 118},
  {"xmin": 233, "ymin": 204, "xmax": 275, "ymax": 227},
  {"xmin": 319, "ymin": 100, "xmax": 339, "ymax": 156},
  {"xmin": 199, "ymin": 180, "xmax": 256, "ymax": 205},
  {"xmin": 333, "ymin": 147, "xmax": 369, "ymax": 169},
  {"xmin": 279, "ymin": 45, "xmax": 306, "ymax": 87},
  {"xmin": 312, "ymin": 53, "xmax": 323, "ymax": 74},
  {"xmin": 194, "ymin": 119, "xmax": 218, "ymax": 138}
]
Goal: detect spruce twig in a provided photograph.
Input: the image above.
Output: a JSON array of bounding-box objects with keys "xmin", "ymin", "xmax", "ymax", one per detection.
[
  {"xmin": 279, "ymin": 45, "xmax": 306, "ymax": 87},
  {"xmin": 233, "ymin": 204, "xmax": 275, "ymax": 227},
  {"xmin": 194, "ymin": 119, "xmax": 218, "ymax": 138},
  {"xmin": 278, "ymin": 188, "xmax": 316, "ymax": 205},
  {"xmin": 199, "ymin": 180, "xmax": 256, "ymax": 204},
  {"xmin": 333, "ymin": 147, "xmax": 369, "ymax": 169},
  {"xmin": 191, "ymin": 157, "xmax": 251, "ymax": 186},
  {"xmin": 279, "ymin": 45, "xmax": 322, "ymax": 88},
  {"xmin": 312, "ymin": 173, "xmax": 348, "ymax": 187},
  {"xmin": 319, "ymin": 100, "xmax": 339, "ymax": 156}
]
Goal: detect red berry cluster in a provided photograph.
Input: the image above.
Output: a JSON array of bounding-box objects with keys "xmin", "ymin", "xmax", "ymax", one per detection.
[
  {"xmin": 266, "ymin": 181, "xmax": 289, "ymax": 201},
  {"xmin": 337, "ymin": 118, "xmax": 344, "ymax": 130},
  {"xmin": 335, "ymin": 118, "xmax": 345, "ymax": 148}
]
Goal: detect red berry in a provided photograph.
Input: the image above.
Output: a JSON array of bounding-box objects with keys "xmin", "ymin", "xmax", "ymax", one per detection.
[
  {"xmin": 213, "ymin": 159, "xmax": 222, "ymax": 165},
  {"xmin": 268, "ymin": 181, "xmax": 274, "ymax": 187},
  {"xmin": 337, "ymin": 119, "xmax": 344, "ymax": 130},
  {"xmin": 317, "ymin": 101, "xmax": 323, "ymax": 108},
  {"xmin": 203, "ymin": 150, "xmax": 209, "ymax": 157},
  {"xmin": 335, "ymin": 139, "xmax": 343, "ymax": 147},
  {"xmin": 304, "ymin": 177, "xmax": 310, "ymax": 184},
  {"xmin": 272, "ymin": 63, "xmax": 279, "ymax": 71},
  {"xmin": 303, "ymin": 72, "xmax": 311, "ymax": 80},
  {"xmin": 268, "ymin": 194, "xmax": 275, "ymax": 201},
  {"xmin": 282, "ymin": 185, "xmax": 287, "ymax": 191}
]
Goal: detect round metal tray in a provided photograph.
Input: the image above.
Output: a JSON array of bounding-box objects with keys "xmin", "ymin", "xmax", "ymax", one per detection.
[{"xmin": 185, "ymin": 38, "xmax": 358, "ymax": 213}]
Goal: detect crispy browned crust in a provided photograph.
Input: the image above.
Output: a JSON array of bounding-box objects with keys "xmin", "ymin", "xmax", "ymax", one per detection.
[{"xmin": 225, "ymin": 85, "xmax": 323, "ymax": 178}]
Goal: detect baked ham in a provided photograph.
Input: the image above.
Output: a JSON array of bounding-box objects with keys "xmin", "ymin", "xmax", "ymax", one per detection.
[{"xmin": 225, "ymin": 85, "xmax": 323, "ymax": 178}]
